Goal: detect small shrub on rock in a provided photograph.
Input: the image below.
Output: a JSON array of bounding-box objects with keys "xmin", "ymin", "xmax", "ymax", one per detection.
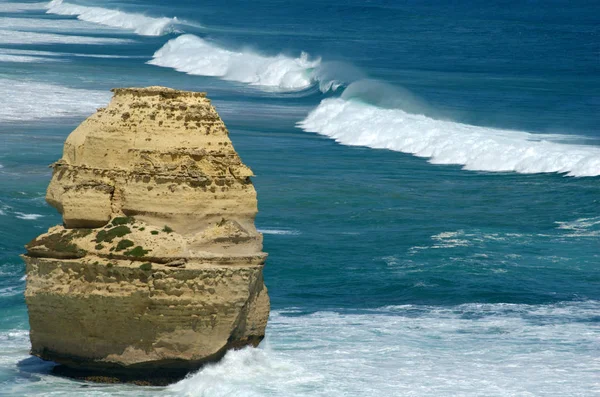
[
  {"xmin": 125, "ymin": 246, "xmax": 150, "ymax": 257},
  {"xmin": 116, "ymin": 239, "xmax": 134, "ymax": 251},
  {"xmin": 95, "ymin": 226, "xmax": 131, "ymax": 243}
]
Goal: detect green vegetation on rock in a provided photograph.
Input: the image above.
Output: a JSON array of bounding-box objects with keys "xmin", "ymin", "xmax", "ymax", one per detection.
[
  {"xmin": 150, "ymin": 230, "xmax": 159, "ymax": 235},
  {"xmin": 95, "ymin": 225, "xmax": 131, "ymax": 243},
  {"xmin": 139, "ymin": 263, "xmax": 152, "ymax": 271},
  {"xmin": 116, "ymin": 239, "xmax": 134, "ymax": 251},
  {"xmin": 111, "ymin": 216, "xmax": 134, "ymax": 226},
  {"xmin": 125, "ymin": 246, "xmax": 150, "ymax": 257},
  {"xmin": 25, "ymin": 229, "xmax": 89, "ymax": 259},
  {"xmin": 95, "ymin": 244, "xmax": 104, "ymax": 250},
  {"xmin": 162, "ymin": 225, "xmax": 173, "ymax": 233}
]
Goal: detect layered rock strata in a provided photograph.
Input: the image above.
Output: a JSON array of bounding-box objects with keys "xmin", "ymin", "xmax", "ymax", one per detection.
[{"xmin": 23, "ymin": 87, "xmax": 269, "ymax": 384}]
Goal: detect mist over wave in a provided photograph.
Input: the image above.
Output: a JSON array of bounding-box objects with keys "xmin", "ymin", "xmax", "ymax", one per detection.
[
  {"xmin": 298, "ymin": 91, "xmax": 600, "ymax": 177},
  {"xmin": 149, "ymin": 34, "xmax": 341, "ymax": 93},
  {"xmin": 45, "ymin": 0, "xmax": 178, "ymax": 36}
]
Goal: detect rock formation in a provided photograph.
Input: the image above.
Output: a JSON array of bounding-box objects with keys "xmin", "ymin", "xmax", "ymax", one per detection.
[{"xmin": 22, "ymin": 87, "xmax": 269, "ymax": 384}]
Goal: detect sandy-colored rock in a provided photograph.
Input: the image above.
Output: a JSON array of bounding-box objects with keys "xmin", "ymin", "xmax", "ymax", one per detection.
[{"xmin": 23, "ymin": 87, "xmax": 269, "ymax": 384}]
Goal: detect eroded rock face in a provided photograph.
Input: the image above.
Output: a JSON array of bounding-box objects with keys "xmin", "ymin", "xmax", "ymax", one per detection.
[{"xmin": 23, "ymin": 87, "xmax": 269, "ymax": 384}]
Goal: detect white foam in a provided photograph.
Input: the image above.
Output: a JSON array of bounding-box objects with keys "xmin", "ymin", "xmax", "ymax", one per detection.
[
  {"xmin": 46, "ymin": 0, "xmax": 178, "ymax": 36},
  {"xmin": 0, "ymin": 53, "xmax": 61, "ymax": 63},
  {"xmin": 409, "ymin": 230, "xmax": 524, "ymax": 254},
  {"xmin": 0, "ymin": 303, "xmax": 597, "ymax": 395},
  {"xmin": 0, "ymin": 330, "xmax": 29, "ymax": 343},
  {"xmin": 0, "ymin": 329, "xmax": 31, "ymax": 367},
  {"xmin": 0, "ymin": 286, "xmax": 23, "ymax": 297},
  {"xmin": 0, "ymin": 79, "xmax": 111, "ymax": 122},
  {"xmin": 0, "ymin": 29, "xmax": 131, "ymax": 45},
  {"xmin": 0, "ymin": 16, "xmax": 119, "ymax": 32},
  {"xmin": 556, "ymin": 216, "xmax": 600, "ymax": 231},
  {"xmin": 149, "ymin": 34, "xmax": 324, "ymax": 92},
  {"xmin": 258, "ymin": 228, "xmax": 301, "ymax": 235},
  {"xmin": 169, "ymin": 346, "xmax": 322, "ymax": 396},
  {"xmin": 169, "ymin": 302, "xmax": 600, "ymax": 397},
  {"xmin": 298, "ymin": 97, "xmax": 600, "ymax": 177},
  {"xmin": 0, "ymin": 2, "xmax": 46, "ymax": 12},
  {"xmin": 431, "ymin": 230, "xmax": 471, "ymax": 248},
  {"xmin": 0, "ymin": 48, "xmax": 140, "ymax": 60},
  {"xmin": 15, "ymin": 212, "xmax": 43, "ymax": 220},
  {"xmin": 556, "ymin": 216, "xmax": 600, "ymax": 237}
]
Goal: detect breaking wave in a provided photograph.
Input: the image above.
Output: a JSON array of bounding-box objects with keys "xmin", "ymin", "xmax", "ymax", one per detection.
[
  {"xmin": 298, "ymin": 96, "xmax": 600, "ymax": 177},
  {"xmin": 149, "ymin": 34, "xmax": 340, "ymax": 93},
  {"xmin": 45, "ymin": 0, "xmax": 179, "ymax": 36}
]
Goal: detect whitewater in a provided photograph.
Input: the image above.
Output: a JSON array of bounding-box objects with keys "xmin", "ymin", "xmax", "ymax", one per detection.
[
  {"xmin": 16, "ymin": 0, "xmax": 598, "ymax": 179},
  {"xmin": 2, "ymin": 303, "xmax": 598, "ymax": 396},
  {"xmin": 299, "ymin": 96, "xmax": 600, "ymax": 177},
  {"xmin": 149, "ymin": 34, "xmax": 327, "ymax": 92}
]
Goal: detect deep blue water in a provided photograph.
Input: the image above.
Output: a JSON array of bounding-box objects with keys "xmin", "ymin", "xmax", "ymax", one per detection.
[{"xmin": 0, "ymin": 0, "xmax": 599, "ymax": 395}]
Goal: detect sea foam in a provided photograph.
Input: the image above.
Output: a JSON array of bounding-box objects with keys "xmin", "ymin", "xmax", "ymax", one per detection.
[
  {"xmin": 149, "ymin": 34, "xmax": 329, "ymax": 92},
  {"xmin": 299, "ymin": 97, "xmax": 600, "ymax": 177},
  {"xmin": 0, "ymin": 54, "xmax": 58, "ymax": 63},
  {"xmin": 258, "ymin": 228, "xmax": 301, "ymax": 236},
  {"xmin": 556, "ymin": 216, "xmax": 600, "ymax": 237},
  {"xmin": 0, "ymin": 2, "xmax": 46, "ymax": 12},
  {"xmin": 45, "ymin": 0, "xmax": 178, "ymax": 36},
  {"xmin": 0, "ymin": 16, "xmax": 119, "ymax": 32},
  {"xmin": 168, "ymin": 302, "xmax": 600, "ymax": 397},
  {"xmin": 0, "ymin": 303, "xmax": 597, "ymax": 396},
  {"xmin": 0, "ymin": 48, "xmax": 141, "ymax": 61},
  {"xmin": 14, "ymin": 213, "xmax": 43, "ymax": 220},
  {"xmin": 0, "ymin": 79, "xmax": 111, "ymax": 122},
  {"xmin": 0, "ymin": 29, "xmax": 131, "ymax": 45}
]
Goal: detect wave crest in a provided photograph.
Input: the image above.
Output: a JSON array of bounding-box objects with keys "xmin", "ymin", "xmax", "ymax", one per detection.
[
  {"xmin": 45, "ymin": 0, "xmax": 177, "ymax": 36},
  {"xmin": 298, "ymin": 96, "xmax": 600, "ymax": 177},
  {"xmin": 149, "ymin": 34, "xmax": 339, "ymax": 93}
]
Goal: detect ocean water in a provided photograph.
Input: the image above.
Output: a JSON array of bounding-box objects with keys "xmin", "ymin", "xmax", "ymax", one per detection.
[{"xmin": 0, "ymin": 0, "xmax": 599, "ymax": 395}]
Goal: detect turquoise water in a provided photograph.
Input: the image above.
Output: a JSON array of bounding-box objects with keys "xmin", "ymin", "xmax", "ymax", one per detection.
[{"xmin": 0, "ymin": 0, "xmax": 599, "ymax": 395}]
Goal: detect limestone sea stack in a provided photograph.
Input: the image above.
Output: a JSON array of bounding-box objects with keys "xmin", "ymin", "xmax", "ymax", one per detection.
[{"xmin": 22, "ymin": 87, "xmax": 269, "ymax": 384}]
